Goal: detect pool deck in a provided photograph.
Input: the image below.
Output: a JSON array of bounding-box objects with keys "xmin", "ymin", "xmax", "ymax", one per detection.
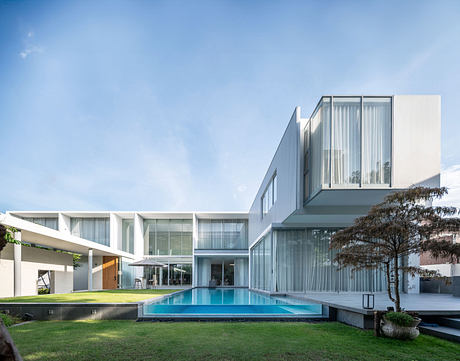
[
  {"xmin": 284, "ymin": 292, "xmax": 460, "ymax": 329},
  {"xmin": 287, "ymin": 292, "xmax": 460, "ymax": 316}
]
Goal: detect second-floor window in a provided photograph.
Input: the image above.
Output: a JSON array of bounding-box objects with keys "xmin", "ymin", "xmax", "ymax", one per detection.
[{"xmin": 262, "ymin": 173, "xmax": 277, "ymax": 217}]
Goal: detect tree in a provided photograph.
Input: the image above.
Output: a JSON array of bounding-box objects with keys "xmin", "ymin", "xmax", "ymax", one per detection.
[
  {"xmin": 330, "ymin": 187, "xmax": 460, "ymax": 312},
  {"xmin": 0, "ymin": 224, "xmax": 6, "ymax": 252}
]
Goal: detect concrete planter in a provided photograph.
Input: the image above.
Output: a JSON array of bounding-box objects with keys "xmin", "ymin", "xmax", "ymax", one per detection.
[{"xmin": 380, "ymin": 315, "xmax": 421, "ymax": 340}]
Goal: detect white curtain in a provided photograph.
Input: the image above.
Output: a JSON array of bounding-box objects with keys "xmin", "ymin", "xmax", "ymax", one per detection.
[
  {"xmin": 310, "ymin": 98, "xmax": 331, "ymax": 194},
  {"xmin": 70, "ymin": 218, "xmax": 110, "ymax": 246},
  {"xmin": 332, "ymin": 99, "xmax": 361, "ymax": 185},
  {"xmin": 234, "ymin": 258, "xmax": 248, "ymax": 287},
  {"xmin": 362, "ymin": 98, "xmax": 391, "ymax": 185},
  {"xmin": 274, "ymin": 229, "xmax": 387, "ymax": 293}
]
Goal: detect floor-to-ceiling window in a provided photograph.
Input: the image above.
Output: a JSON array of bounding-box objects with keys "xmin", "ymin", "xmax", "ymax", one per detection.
[
  {"xmin": 304, "ymin": 96, "xmax": 392, "ymax": 202},
  {"xmin": 362, "ymin": 97, "xmax": 392, "ymax": 185},
  {"xmin": 197, "ymin": 219, "xmax": 248, "ymax": 250},
  {"xmin": 143, "ymin": 262, "xmax": 192, "ymax": 287},
  {"xmin": 122, "ymin": 219, "xmax": 134, "ymax": 253},
  {"xmin": 143, "ymin": 219, "xmax": 193, "ymax": 256},
  {"xmin": 250, "ymin": 233, "xmax": 272, "ymax": 291},
  {"xmin": 70, "ymin": 217, "xmax": 110, "ymax": 246},
  {"xmin": 273, "ymin": 229, "xmax": 386, "ymax": 293},
  {"xmin": 196, "ymin": 257, "xmax": 248, "ymax": 287},
  {"xmin": 332, "ymin": 97, "xmax": 361, "ymax": 186}
]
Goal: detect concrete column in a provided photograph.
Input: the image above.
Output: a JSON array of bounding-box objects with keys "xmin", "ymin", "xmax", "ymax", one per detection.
[
  {"xmin": 88, "ymin": 249, "xmax": 93, "ymax": 291},
  {"xmin": 159, "ymin": 267, "xmax": 163, "ymax": 286},
  {"xmin": 109, "ymin": 213, "xmax": 119, "ymax": 251},
  {"xmin": 58, "ymin": 213, "xmax": 71, "ymax": 234},
  {"xmin": 13, "ymin": 232, "xmax": 22, "ymax": 297},
  {"xmin": 133, "ymin": 213, "xmax": 144, "ymax": 280}
]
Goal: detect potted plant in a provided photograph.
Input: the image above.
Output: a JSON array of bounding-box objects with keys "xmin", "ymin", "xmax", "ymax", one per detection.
[{"xmin": 380, "ymin": 312, "xmax": 421, "ymax": 340}]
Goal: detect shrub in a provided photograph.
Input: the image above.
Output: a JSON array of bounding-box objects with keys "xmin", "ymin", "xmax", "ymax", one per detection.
[
  {"xmin": 1, "ymin": 313, "xmax": 15, "ymax": 327},
  {"xmin": 385, "ymin": 312, "xmax": 414, "ymax": 327}
]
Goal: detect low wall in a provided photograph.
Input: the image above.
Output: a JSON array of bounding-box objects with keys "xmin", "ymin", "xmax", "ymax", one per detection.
[
  {"xmin": 420, "ymin": 278, "xmax": 453, "ymax": 294},
  {"xmin": 453, "ymin": 276, "xmax": 460, "ymax": 297},
  {"xmin": 0, "ymin": 303, "xmax": 139, "ymax": 321}
]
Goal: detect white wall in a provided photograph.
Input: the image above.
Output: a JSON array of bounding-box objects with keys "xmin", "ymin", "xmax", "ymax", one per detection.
[
  {"xmin": 0, "ymin": 244, "xmax": 14, "ymax": 298},
  {"xmin": 73, "ymin": 255, "xmax": 103, "ymax": 291},
  {"xmin": 393, "ymin": 95, "xmax": 441, "ymax": 188},
  {"xmin": 248, "ymin": 107, "xmax": 302, "ymax": 246},
  {"xmin": 0, "ymin": 243, "xmax": 74, "ymax": 297}
]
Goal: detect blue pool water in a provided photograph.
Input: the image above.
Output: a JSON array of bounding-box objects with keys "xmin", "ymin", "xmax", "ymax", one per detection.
[{"xmin": 143, "ymin": 288, "xmax": 322, "ymax": 316}]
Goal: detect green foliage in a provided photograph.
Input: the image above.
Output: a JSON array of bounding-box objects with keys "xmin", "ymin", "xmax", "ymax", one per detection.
[
  {"xmin": 38, "ymin": 288, "xmax": 50, "ymax": 295},
  {"xmin": 0, "ymin": 224, "xmax": 6, "ymax": 251},
  {"xmin": 385, "ymin": 312, "xmax": 414, "ymax": 327},
  {"xmin": 73, "ymin": 253, "xmax": 81, "ymax": 269},
  {"xmin": 0, "ymin": 312, "xmax": 16, "ymax": 327},
  {"xmin": 4, "ymin": 226, "xmax": 20, "ymax": 244}
]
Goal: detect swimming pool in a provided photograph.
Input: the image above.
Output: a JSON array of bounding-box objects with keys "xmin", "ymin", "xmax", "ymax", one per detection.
[{"xmin": 142, "ymin": 288, "xmax": 323, "ymax": 318}]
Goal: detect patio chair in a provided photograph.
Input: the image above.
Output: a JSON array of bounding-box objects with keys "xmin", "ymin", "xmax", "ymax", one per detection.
[
  {"xmin": 134, "ymin": 278, "xmax": 143, "ymax": 289},
  {"xmin": 208, "ymin": 279, "xmax": 217, "ymax": 288}
]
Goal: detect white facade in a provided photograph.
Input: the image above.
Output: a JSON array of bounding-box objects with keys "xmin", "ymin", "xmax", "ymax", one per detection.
[{"xmin": 0, "ymin": 94, "xmax": 441, "ymax": 297}]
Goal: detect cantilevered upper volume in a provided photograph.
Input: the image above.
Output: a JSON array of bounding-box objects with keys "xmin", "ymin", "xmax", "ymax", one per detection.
[{"xmin": 249, "ymin": 95, "xmax": 441, "ymax": 242}]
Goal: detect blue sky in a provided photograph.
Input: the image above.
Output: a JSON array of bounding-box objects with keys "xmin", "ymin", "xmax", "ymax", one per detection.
[{"xmin": 1, "ymin": 0, "xmax": 460, "ymax": 212}]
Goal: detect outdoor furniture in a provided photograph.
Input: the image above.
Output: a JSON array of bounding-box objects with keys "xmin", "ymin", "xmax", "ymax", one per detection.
[
  {"xmin": 148, "ymin": 279, "xmax": 157, "ymax": 289},
  {"xmin": 209, "ymin": 279, "xmax": 217, "ymax": 288},
  {"xmin": 134, "ymin": 278, "xmax": 143, "ymax": 289}
]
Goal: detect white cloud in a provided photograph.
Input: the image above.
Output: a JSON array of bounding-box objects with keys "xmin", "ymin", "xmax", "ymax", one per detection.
[
  {"xmin": 237, "ymin": 184, "xmax": 247, "ymax": 193},
  {"xmin": 19, "ymin": 45, "xmax": 44, "ymax": 59}
]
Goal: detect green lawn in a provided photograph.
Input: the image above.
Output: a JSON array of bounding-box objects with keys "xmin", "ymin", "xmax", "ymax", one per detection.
[
  {"xmin": 0, "ymin": 289, "xmax": 180, "ymax": 303},
  {"xmin": 8, "ymin": 321, "xmax": 460, "ymax": 361}
]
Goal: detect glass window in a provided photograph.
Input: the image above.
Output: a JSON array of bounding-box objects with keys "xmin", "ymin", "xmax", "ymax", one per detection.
[
  {"xmin": 155, "ymin": 220, "xmax": 169, "ymax": 255},
  {"xmin": 197, "ymin": 219, "xmax": 248, "ymax": 249},
  {"xmin": 121, "ymin": 219, "xmax": 134, "ymax": 253},
  {"xmin": 332, "ymin": 97, "xmax": 361, "ymax": 185},
  {"xmin": 311, "ymin": 97, "xmax": 331, "ymax": 194},
  {"xmin": 143, "ymin": 219, "xmax": 192, "ymax": 256},
  {"xmin": 169, "ymin": 220, "xmax": 182, "ymax": 256},
  {"xmin": 274, "ymin": 229, "xmax": 387, "ymax": 293},
  {"xmin": 362, "ymin": 97, "xmax": 391, "ymax": 185},
  {"xmin": 261, "ymin": 173, "xmax": 277, "ymax": 217},
  {"xmin": 23, "ymin": 217, "xmax": 59, "ymax": 230},
  {"xmin": 71, "ymin": 217, "xmax": 110, "ymax": 246}
]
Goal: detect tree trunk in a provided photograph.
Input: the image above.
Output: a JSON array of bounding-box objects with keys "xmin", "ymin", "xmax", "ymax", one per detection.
[
  {"xmin": 0, "ymin": 319, "xmax": 23, "ymax": 361},
  {"xmin": 394, "ymin": 255, "xmax": 401, "ymax": 312},
  {"xmin": 385, "ymin": 262, "xmax": 395, "ymax": 303}
]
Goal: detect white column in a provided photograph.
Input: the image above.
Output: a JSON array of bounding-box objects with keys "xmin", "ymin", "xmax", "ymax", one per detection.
[
  {"xmin": 58, "ymin": 213, "xmax": 71, "ymax": 234},
  {"xmin": 13, "ymin": 231, "xmax": 22, "ymax": 297},
  {"xmin": 133, "ymin": 213, "xmax": 144, "ymax": 280},
  {"xmin": 110, "ymin": 213, "xmax": 120, "ymax": 251},
  {"xmin": 88, "ymin": 249, "xmax": 93, "ymax": 291}
]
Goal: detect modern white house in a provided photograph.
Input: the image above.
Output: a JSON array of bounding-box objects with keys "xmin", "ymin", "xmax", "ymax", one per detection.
[{"xmin": 0, "ymin": 95, "xmax": 441, "ymax": 298}]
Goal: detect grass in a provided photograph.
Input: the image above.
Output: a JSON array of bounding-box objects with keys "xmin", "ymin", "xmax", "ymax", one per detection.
[
  {"xmin": 9, "ymin": 321, "xmax": 460, "ymax": 361},
  {"xmin": 0, "ymin": 289, "xmax": 180, "ymax": 303}
]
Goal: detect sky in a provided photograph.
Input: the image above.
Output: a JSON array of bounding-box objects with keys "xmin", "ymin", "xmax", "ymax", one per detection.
[{"xmin": 1, "ymin": 0, "xmax": 460, "ymax": 212}]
